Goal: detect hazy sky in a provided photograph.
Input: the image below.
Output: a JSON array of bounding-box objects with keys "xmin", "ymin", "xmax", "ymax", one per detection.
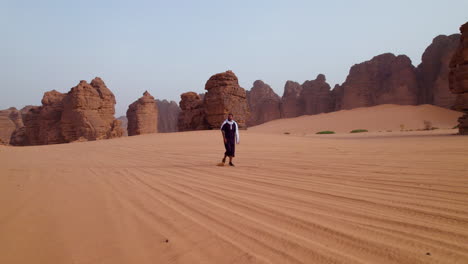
[{"xmin": 1, "ymin": 0, "xmax": 467, "ymax": 116}]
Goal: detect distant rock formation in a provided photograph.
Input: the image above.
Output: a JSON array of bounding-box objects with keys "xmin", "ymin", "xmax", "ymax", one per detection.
[
  {"xmin": 417, "ymin": 34, "xmax": 461, "ymax": 108},
  {"xmin": 339, "ymin": 53, "xmax": 419, "ymax": 109},
  {"xmin": 156, "ymin": 99, "xmax": 180, "ymax": 132},
  {"xmin": 204, "ymin": 71, "xmax": 249, "ymax": 129},
  {"xmin": 178, "ymin": 92, "xmax": 206, "ymax": 131},
  {"xmin": 117, "ymin": 116, "xmax": 128, "ymax": 136},
  {"xmin": 126, "ymin": 91, "xmax": 158, "ymax": 136},
  {"xmin": 449, "ymin": 22, "xmax": 468, "ymax": 135},
  {"xmin": 0, "ymin": 107, "xmax": 23, "ymax": 144},
  {"xmin": 246, "ymin": 80, "xmax": 281, "ymax": 126},
  {"xmin": 330, "ymin": 84, "xmax": 344, "ymax": 112},
  {"xmin": 300, "ymin": 74, "xmax": 334, "ymax": 115},
  {"xmin": 280, "ymin": 81, "xmax": 303, "ymax": 118},
  {"xmin": 11, "ymin": 77, "xmax": 123, "ymax": 146}
]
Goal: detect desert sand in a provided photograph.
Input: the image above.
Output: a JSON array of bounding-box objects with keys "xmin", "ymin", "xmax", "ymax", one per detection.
[
  {"xmin": 250, "ymin": 104, "xmax": 462, "ymax": 135},
  {"xmin": 1, "ymin": 105, "xmax": 468, "ymax": 264}
]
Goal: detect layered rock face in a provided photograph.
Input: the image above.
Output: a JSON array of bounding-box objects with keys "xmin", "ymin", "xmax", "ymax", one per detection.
[
  {"xmin": 60, "ymin": 78, "xmax": 123, "ymax": 142},
  {"xmin": 0, "ymin": 107, "xmax": 23, "ymax": 144},
  {"xmin": 156, "ymin": 99, "xmax": 180, "ymax": 132},
  {"xmin": 300, "ymin": 74, "xmax": 334, "ymax": 115},
  {"xmin": 280, "ymin": 81, "xmax": 303, "ymax": 118},
  {"xmin": 11, "ymin": 77, "xmax": 123, "ymax": 146},
  {"xmin": 11, "ymin": 91, "xmax": 66, "ymax": 145},
  {"xmin": 126, "ymin": 91, "xmax": 158, "ymax": 136},
  {"xmin": 204, "ymin": 71, "xmax": 249, "ymax": 129},
  {"xmin": 449, "ymin": 22, "xmax": 468, "ymax": 135},
  {"xmin": 177, "ymin": 92, "xmax": 206, "ymax": 131},
  {"xmin": 330, "ymin": 85, "xmax": 344, "ymax": 111},
  {"xmin": 246, "ymin": 80, "xmax": 281, "ymax": 126},
  {"xmin": 417, "ymin": 34, "xmax": 461, "ymax": 108},
  {"xmin": 340, "ymin": 53, "xmax": 419, "ymax": 109}
]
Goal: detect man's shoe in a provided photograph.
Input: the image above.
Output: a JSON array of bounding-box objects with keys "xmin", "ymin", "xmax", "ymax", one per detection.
[{"xmin": 229, "ymin": 162, "xmax": 235, "ymax": 167}]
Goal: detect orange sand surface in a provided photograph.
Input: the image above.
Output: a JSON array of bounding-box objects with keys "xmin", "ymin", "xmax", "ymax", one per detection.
[
  {"xmin": 250, "ymin": 104, "xmax": 462, "ymax": 134},
  {"xmin": 1, "ymin": 105, "xmax": 467, "ymax": 264}
]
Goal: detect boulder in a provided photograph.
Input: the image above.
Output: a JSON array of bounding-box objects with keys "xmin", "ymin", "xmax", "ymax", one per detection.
[
  {"xmin": 156, "ymin": 99, "xmax": 180, "ymax": 132},
  {"xmin": 126, "ymin": 91, "xmax": 158, "ymax": 136},
  {"xmin": 449, "ymin": 22, "xmax": 468, "ymax": 134},
  {"xmin": 177, "ymin": 92, "xmax": 206, "ymax": 131},
  {"xmin": 417, "ymin": 34, "xmax": 461, "ymax": 108},
  {"xmin": 60, "ymin": 78, "xmax": 123, "ymax": 142},
  {"xmin": 204, "ymin": 71, "xmax": 249, "ymax": 129},
  {"xmin": 246, "ymin": 80, "xmax": 281, "ymax": 126},
  {"xmin": 11, "ymin": 77, "xmax": 123, "ymax": 145}
]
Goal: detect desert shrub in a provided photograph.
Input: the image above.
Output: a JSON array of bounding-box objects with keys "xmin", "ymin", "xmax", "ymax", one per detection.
[
  {"xmin": 453, "ymin": 125, "xmax": 459, "ymax": 129},
  {"xmin": 284, "ymin": 132, "xmax": 290, "ymax": 135},
  {"xmin": 386, "ymin": 130, "xmax": 392, "ymax": 132},
  {"xmin": 400, "ymin": 124, "xmax": 405, "ymax": 131},
  {"xmin": 350, "ymin": 129, "xmax": 368, "ymax": 133},
  {"xmin": 423, "ymin": 120, "xmax": 433, "ymax": 130},
  {"xmin": 316, "ymin": 131, "xmax": 335, "ymax": 134}
]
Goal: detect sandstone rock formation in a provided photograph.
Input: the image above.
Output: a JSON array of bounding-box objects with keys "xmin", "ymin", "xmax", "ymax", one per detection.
[
  {"xmin": 0, "ymin": 107, "xmax": 23, "ymax": 144},
  {"xmin": 156, "ymin": 99, "xmax": 180, "ymax": 132},
  {"xmin": 126, "ymin": 91, "xmax": 158, "ymax": 136},
  {"xmin": 339, "ymin": 53, "xmax": 419, "ymax": 110},
  {"xmin": 63, "ymin": 78, "xmax": 123, "ymax": 141},
  {"xmin": 117, "ymin": 116, "xmax": 128, "ymax": 136},
  {"xmin": 178, "ymin": 92, "xmax": 206, "ymax": 131},
  {"xmin": 280, "ymin": 81, "xmax": 303, "ymax": 118},
  {"xmin": 330, "ymin": 84, "xmax": 344, "ymax": 112},
  {"xmin": 300, "ymin": 74, "xmax": 334, "ymax": 115},
  {"xmin": 449, "ymin": 22, "xmax": 468, "ymax": 135},
  {"xmin": 204, "ymin": 71, "xmax": 249, "ymax": 129},
  {"xmin": 11, "ymin": 77, "xmax": 123, "ymax": 146},
  {"xmin": 246, "ymin": 80, "xmax": 281, "ymax": 126},
  {"xmin": 417, "ymin": 34, "xmax": 461, "ymax": 108}
]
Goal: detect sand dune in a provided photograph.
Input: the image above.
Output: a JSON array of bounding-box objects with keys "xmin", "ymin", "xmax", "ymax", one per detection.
[
  {"xmin": 250, "ymin": 104, "xmax": 463, "ymax": 134},
  {"xmin": 1, "ymin": 108, "xmax": 468, "ymax": 263}
]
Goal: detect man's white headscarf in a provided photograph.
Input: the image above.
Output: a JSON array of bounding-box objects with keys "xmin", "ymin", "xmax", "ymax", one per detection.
[{"xmin": 220, "ymin": 119, "xmax": 240, "ymax": 144}]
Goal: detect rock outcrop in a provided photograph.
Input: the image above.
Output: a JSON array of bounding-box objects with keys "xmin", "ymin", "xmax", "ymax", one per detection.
[
  {"xmin": 339, "ymin": 53, "xmax": 419, "ymax": 109},
  {"xmin": 449, "ymin": 22, "xmax": 468, "ymax": 135},
  {"xmin": 300, "ymin": 74, "xmax": 334, "ymax": 115},
  {"xmin": 0, "ymin": 107, "xmax": 23, "ymax": 144},
  {"xmin": 11, "ymin": 77, "xmax": 123, "ymax": 146},
  {"xmin": 126, "ymin": 91, "xmax": 158, "ymax": 136},
  {"xmin": 417, "ymin": 34, "xmax": 461, "ymax": 108},
  {"xmin": 330, "ymin": 84, "xmax": 344, "ymax": 112},
  {"xmin": 204, "ymin": 71, "xmax": 249, "ymax": 129},
  {"xmin": 177, "ymin": 92, "xmax": 206, "ymax": 131},
  {"xmin": 178, "ymin": 71, "xmax": 249, "ymax": 130},
  {"xmin": 156, "ymin": 99, "xmax": 180, "ymax": 132},
  {"xmin": 246, "ymin": 80, "xmax": 281, "ymax": 126},
  {"xmin": 280, "ymin": 81, "xmax": 303, "ymax": 118}
]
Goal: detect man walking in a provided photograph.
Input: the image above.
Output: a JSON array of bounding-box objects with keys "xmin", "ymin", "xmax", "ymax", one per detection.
[{"xmin": 220, "ymin": 113, "xmax": 240, "ymax": 166}]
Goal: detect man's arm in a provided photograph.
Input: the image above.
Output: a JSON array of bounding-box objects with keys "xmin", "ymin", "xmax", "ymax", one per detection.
[{"xmin": 221, "ymin": 129, "xmax": 227, "ymax": 143}]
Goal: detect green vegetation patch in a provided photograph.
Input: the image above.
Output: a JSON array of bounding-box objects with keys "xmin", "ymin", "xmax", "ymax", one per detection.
[
  {"xmin": 350, "ymin": 129, "xmax": 368, "ymax": 133},
  {"xmin": 316, "ymin": 131, "xmax": 335, "ymax": 134}
]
